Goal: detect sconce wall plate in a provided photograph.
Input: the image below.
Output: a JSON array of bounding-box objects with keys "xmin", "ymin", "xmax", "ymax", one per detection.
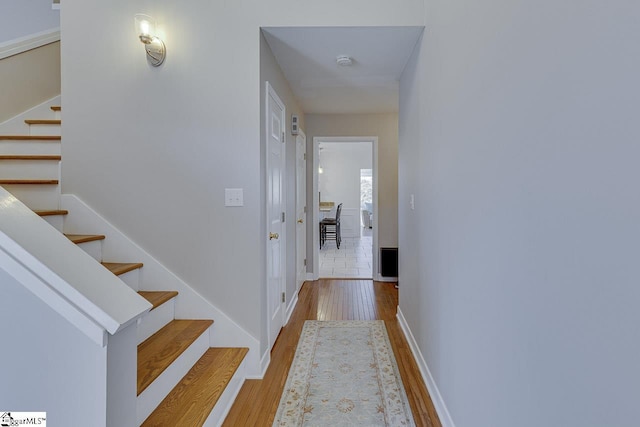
[{"xmin": 145, "ymin": 37, "xmax": 166, "ymax": 66}]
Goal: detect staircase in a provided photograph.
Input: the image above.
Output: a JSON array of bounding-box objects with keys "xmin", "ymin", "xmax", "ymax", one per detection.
[{"xmin": 0, "ymin": 104, "xmax": 248, "ymax": 426}]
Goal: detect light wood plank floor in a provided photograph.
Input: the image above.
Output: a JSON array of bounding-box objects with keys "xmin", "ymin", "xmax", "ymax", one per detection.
[{"xmin": 223, "ymin": 279, "xmax": 442, "ymax": 426}]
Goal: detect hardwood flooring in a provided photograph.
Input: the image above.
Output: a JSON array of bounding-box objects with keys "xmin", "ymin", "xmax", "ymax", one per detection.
[{"xmin": 223, "ymin": 279, "xmax": 441, "ymax": 427}]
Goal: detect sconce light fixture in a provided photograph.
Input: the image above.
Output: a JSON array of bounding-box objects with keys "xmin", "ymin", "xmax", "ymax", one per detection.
[
  {"xmin": 135, "ymin": 14, "xmax": 165, "ymax": 66},
  {"xmin": 318, "ymin": 164, "xmax": 324, "ymax": 174}
]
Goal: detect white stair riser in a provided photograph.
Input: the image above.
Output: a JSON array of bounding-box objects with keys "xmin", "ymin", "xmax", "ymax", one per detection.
[
  {"xmin": 73, "ymin": 240, "xmax": 103, "ymax": 262},
  {"xmin": 41, "ymin": 214, "xmax": 64, "ymax": 231},
  {"xmin": 29, "ymin": 124, "xmax": 60, "ymax": 136},
  {"xmin": 1, "ymin": 184, "xmax": 60, "ymax": 210},
  {"xmin": 0, "ymin": 141, "xmax": 60, "ymax": 155},
  {"xmin": 0, "ymin": 160, "xmax": 60, "ymax": 180},
  {"xmin": 114, "ymin": 268, "xmax": 140, "ymax": 291},
  {"xmin": 53, "ymin": 111, "xmax": 61, "ymax": 120},
  {"xmin": 203, "ymin": 356, "xmax": 247, "ymax": 427},
  {"xmin": 137, "ymin": 299, "xmax": 175, "ymax": 344},
  {"xmin": 137, "ymin": 330, "xmax": 210, "ymax": 425}
]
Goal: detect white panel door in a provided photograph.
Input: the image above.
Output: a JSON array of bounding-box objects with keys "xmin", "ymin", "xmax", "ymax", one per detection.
[
  {"xmin": 266, "ymin": 83, "xmax": 285, "ymax": 350},
  {"xmin": 295, "ymin": 132, "xmax": 307, "ymax": 291}
]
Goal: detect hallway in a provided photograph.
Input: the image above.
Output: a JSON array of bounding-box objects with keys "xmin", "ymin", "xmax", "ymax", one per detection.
[{"xmin": 224, "ymin": 279, "xmax": 441, "ymax": 426}]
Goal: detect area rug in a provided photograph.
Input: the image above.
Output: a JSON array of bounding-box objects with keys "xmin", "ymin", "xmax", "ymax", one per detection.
[{"xmin": 273, "ymin": 320, "xmax": 416, "ymax": 426}]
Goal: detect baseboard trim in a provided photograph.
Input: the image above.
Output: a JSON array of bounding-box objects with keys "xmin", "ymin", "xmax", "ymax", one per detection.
[
  {"xmin": 0, "ymin": 28, "xmax": 60, "ymax": 60},
  {"xmin": 376, "ymin": 275, "xmax": 398, "ymax": 283},
  {"xmin": 285, "ymin": 291, "xmax": 299, "ymax": 325},
  {"xmin": 396, "ymin": 307, "xmax": 455, "ymax": 427},
  {"xmin": 248, "ymin": 348, "xmax": 270, "ymax": 380}
]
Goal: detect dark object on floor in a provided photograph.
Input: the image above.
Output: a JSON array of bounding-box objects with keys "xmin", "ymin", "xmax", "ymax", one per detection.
[
  {"xmin": 380, "ymin": 247, "xmax": 398, "ymax": 277},
  {"xmin": 320, "ymin": 203, "xmax": 342, "ymax": 249}
]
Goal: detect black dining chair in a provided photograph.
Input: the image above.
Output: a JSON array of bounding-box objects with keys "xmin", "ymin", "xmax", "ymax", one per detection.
[{"xmin": 320, "ymin": 203, "xmax": 342, "ymax": 249}]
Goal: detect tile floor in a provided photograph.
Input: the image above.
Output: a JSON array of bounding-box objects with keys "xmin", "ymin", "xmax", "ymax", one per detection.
[{"xmin": 319, "ymin": 227, "xmax": 373, "ymax": 278}]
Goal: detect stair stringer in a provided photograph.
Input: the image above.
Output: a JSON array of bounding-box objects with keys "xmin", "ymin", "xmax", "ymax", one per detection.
[
  {"xmin": 0, "ymin": 95, "xmax": 61, "ymax": 134},
  {"xmin": 60, "ymin": 194, "xmax": 261, "ymax": 377}
]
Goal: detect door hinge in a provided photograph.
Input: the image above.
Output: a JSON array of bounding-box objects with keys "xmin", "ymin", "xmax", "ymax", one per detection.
[
  {"xmin": 304, "ymin": 206, "xmax": 307, "ymax": 214},
  {"xmin": 282, "ymin": 132, "xmax": 285, "ymax": 143},
  {"xmin": 304, "ymin": 258, "xmax": 307, "ymax": 266},
  {"xmin": 281, "ymin": 212, "xmax": 285, "ymax": 222},
  {"xmin": 281, "ymin": 292, "xmax": 285, "ymax": 303},
  {"xmin": 304, "ymin": 153, "xmax": 307, "ymax": 160}
]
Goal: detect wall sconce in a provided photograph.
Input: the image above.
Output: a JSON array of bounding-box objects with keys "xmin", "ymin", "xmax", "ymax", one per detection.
[
  {"xmin": 134, "ymin": 14, "xmax": 165, "ymax": 66},
  {"xmin": 318, "ymin": 165, "xmax": 324, "ymax": 174}
]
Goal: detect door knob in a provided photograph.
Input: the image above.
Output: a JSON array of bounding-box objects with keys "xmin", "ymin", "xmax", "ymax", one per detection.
[
  {"xmin": 269, "ymin": 232, "xmax": 279, "ymax": 240},
  {"xmin": 297, "ymin": 219, "xmax": 304, "ymax": 224}
]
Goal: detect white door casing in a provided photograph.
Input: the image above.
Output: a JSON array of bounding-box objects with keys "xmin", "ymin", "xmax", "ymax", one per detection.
[
  {"xmin": 295, "ymin": 131, "xmax": 307, "ymax": 292},
  {"xmin": 312, "ymin": 136, "xmax": 380, "ymax": 280},
  {"xmin": 266, "ymin": 82, "xmax": 286, "ymax": 351}
]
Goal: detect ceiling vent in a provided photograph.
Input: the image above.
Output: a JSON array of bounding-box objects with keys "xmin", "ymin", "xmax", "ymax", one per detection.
[{"xmin": 336, "ymin": 55, "xmax": 353, "ymax": 66}]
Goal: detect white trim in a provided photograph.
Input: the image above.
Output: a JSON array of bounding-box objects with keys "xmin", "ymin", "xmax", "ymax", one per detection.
[
  {"xmin": 285, "ymin": 290, "xmax": 299, "ymax": 325},
  {"xmin": 249, "ymin": 348, "xmax": 271, "ymax": 380},
  {"xmin": 0, "ymin": 28, "xmax": 60, "ymax": 60},
  {"xmin": 376, "ymin": 275, "xmax": 398, "ymax": 282},
  {"xmin": 0, "ymin": 244, "xmax": 107, "ymax": 346},
  {"xmin": 396, "ymin": 308, "xmax": 456, "ymax": 427},
  {"xmin": 306, "ymin": 272, "xmax": 316, "ymax": 281},
  {"xmin": 0, "ymin": 188, "xmax": 151, "ymax": 339},
  {"xmin": 295, "ymin": 130, "xmax": 308, "ymax": 292},
  {"xmin": 312, "ymin": 136, "xmax": 379, "ymax": 279}
]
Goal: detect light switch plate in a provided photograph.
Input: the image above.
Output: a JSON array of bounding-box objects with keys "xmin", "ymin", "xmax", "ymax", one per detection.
[{"xmin": 225, "ymin": 188, "xmax": 244, "ymax": 207}]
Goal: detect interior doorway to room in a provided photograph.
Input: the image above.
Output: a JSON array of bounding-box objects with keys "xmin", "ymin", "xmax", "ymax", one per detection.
[{"xmin": 313, "ymin": 137, "xmax": 377, "ymax": 279}]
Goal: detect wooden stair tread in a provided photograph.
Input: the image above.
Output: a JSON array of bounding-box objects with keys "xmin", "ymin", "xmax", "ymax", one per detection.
[
  {"xmin": 142, "ymin": 347, "xmax": 248, "ymax": 426},
  {"xmin": 0, "ymin": 135, "xmax": 61, "ymax": 140},
  {"xmin": 138, "ymin": 319, "xmax": 214, "ymax": 395},
  {"xmin": 0, "ymin": 179, "xmax": 58, "ymax": 185},
  {"xmin": 101, "ymin": 262, "xmax": 143, "ymax": 276},
  {"xmin": 138, "ymin": 291, "xmax": 179, "ymax": 310},
  {"xmin": 0, "ymin": 155, "xmax": 61, "ymax": 160},
  {"xmin": 65, "ymin": 234, "xmax": 106, "ymax": 244},
  {"xmin": 50, "ymin": 106, "xmax": 61, "ymax": 111},
  {"xmin": 35, "ymin": 209, "xmax": 68, "ymax": 216},
  {"xmin": 24, "ymin": 119, "xmax": 61, "ymax": 125}
]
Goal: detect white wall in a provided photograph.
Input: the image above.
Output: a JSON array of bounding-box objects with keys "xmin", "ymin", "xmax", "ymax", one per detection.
[
  {"xmin": 61, "ymin": 1, "xmax": 423, "ymax": 353},
  {"xmin": 399, "ymin": 1, "xmax": 640, "ymax": 426},
  {"xmin": 0, "ymin": 0, "xmax": 59, "ymax": 43},
  {"xmin": 0, "ymin": 268, "xmax": 107, "ymax": 425},
  {"xmin": 318, "ymin": 142, "xmax": 372, "ymax": 213},
  {"xmin": 0, "ymin": 42, "xmax": 60, "ymax": 123},
  {"xmin": 305, "ymin": 114, "xmax": 398, "ymax": 271}
]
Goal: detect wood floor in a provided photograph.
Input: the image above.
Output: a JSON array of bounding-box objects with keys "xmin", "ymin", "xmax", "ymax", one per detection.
[{"xmin": 223, "ymin": 279, "xmax": 442, "ymax": 426}]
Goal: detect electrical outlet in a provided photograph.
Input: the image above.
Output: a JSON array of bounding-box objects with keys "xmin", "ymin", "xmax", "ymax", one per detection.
[{"xmin": 225, "ymin": 188, "xmax": 244, "ymax": 207}]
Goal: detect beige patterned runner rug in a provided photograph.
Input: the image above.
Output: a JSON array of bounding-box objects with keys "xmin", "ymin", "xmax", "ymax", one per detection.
[{"xmin": 273, "ymin": 320, "xmax": 416, "ymax": 426}]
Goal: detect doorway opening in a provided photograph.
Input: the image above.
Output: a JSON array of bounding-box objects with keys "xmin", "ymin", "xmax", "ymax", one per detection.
[{"xmin": 312, "ymin": 137, "xmax": 378, "ymax": 279}]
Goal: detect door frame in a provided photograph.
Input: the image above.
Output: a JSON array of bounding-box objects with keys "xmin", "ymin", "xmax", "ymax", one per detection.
[
  {"xmin": 295, "ymin": 130, "xmax": 307, "ymax": 294},
  {"xmin": 265, "ymin": 82, "xmax": 286, "ymax": 351},
  {"xmin": 311, "ymin": 136, "xmax": 379, "ymax": 280}
]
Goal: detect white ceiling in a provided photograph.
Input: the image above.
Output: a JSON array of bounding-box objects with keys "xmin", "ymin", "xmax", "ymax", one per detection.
[{"xmin": 262, "ymin": 27, "xmax": 423, "ymax": 114}]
